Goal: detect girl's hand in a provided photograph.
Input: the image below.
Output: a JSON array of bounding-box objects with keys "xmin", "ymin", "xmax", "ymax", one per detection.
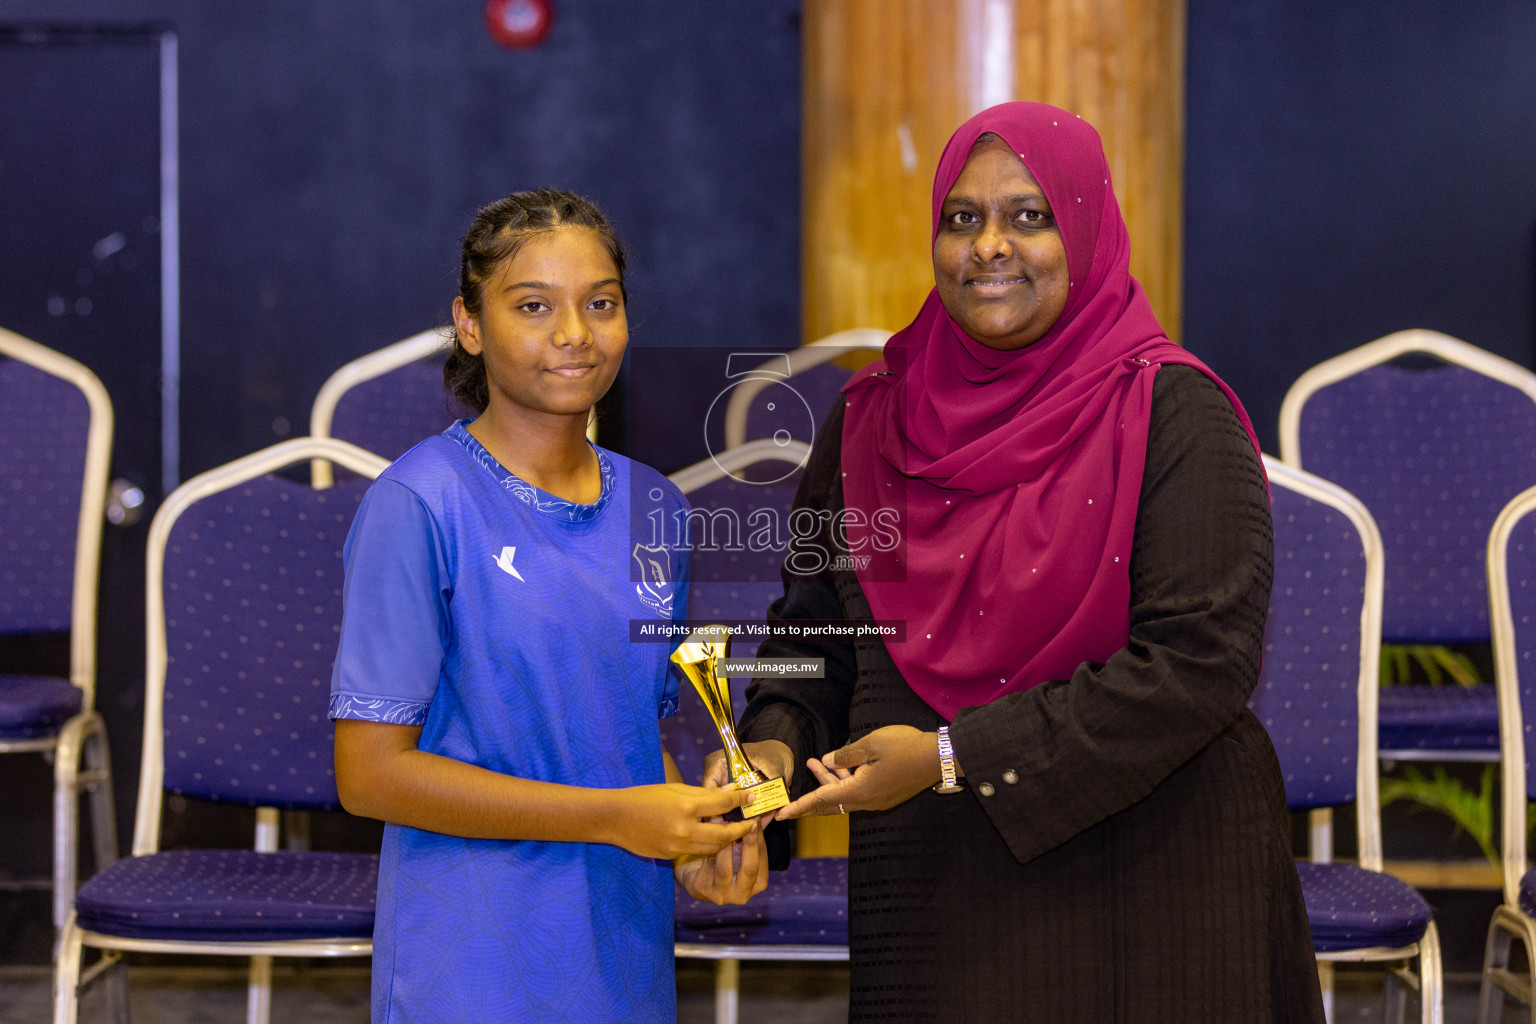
[
  {"xmin": 775, "ymin": 725, "xmax": 941, "ymax": 819},
  {"xmin": 605, "ymin": 782, "xmax": 757, "ymax": 859},
  {"xmin": 675, "ymin": 818, "xmax": 771, "ymax": 905}
]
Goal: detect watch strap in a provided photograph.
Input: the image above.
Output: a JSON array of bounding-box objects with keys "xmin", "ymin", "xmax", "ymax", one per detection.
[{"xmin": 933, "ymin": 725, "xmax": 964, "ymax": 793}]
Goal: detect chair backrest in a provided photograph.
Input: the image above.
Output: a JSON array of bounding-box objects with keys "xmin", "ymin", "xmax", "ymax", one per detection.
[
  {"xmin": 1279, "ymin": 329, "xmax": 1536, "ymax": 644},
  {"xmin": 722, "ymin": 328, "xmax": 891, "ymax": 450},
  {"xmin": 309, "ymin": 329, "xmax": 472, "ymax": 487},
  {"xmin": 663, "ymin": 442, "xmax": 809, "ymax": 787},
  {"xmin": 133, "ymin": 437, "xmax": 389, "ymax": 856},
  {"xmin": 1251, "ymin": 456, "xmax": 1385, "ymax": 869},
  {"xmin": 0, "ymin": 327, "xmax": 113, "ymax": 703},
  {"xmin": 1489, "ymin": 485, "xmax": 1536, "ymax": 905}
]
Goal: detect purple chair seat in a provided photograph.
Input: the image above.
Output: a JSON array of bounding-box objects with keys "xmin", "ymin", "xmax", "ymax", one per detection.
[
  {"xmin": 675, "ymin": 856, "xmax": 847, "ymax": 945},
  {"xmin": 0, "ymin": 675, "xmax": 82, "ymax": 738},
  {"xmin": 74, "ymin": 849, "xmax": 377, "ymax": 942},
  {"xmin": 1378, "ymin": 684, "xmax": 1499, "ymax": 753},
  {"xmin": 1296, "ymin": 861, "xmax": 1433, "ymax": 952}
]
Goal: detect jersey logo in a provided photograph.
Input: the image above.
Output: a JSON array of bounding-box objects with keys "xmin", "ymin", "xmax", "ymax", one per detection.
[
  {"xmin": 493, "ymin": 546, "xmax": 525, "ymax": 582},
  {"xmin": 631, "ymin": 543, "xmax": 674, "ymax": 617}
]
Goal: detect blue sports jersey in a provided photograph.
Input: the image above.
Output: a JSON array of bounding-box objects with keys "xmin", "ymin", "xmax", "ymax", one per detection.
[{"xmin": 330, "ymin": 420, "xmax": 690, "ymax": 1024}]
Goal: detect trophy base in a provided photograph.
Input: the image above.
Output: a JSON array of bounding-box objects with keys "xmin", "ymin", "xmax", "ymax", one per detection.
[{"xmin": 739, "ymin": 775, "xmax": 790, "ymax": 819}]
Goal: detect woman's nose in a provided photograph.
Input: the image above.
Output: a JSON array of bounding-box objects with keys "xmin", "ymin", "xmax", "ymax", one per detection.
[{"xmin": 975, "ymin": 219, "xmax": 1012, "ymax": 260}]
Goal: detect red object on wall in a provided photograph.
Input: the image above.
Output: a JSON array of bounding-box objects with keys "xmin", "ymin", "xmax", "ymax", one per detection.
[{"xmin": 485, "ymin": 0, "xmax": 553, "ymax": 49}]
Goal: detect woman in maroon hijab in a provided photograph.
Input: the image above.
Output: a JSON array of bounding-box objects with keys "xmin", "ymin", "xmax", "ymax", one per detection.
[{"xmin": 727, "ymin": 102, "xmax": 1325, "ymax": 1021}]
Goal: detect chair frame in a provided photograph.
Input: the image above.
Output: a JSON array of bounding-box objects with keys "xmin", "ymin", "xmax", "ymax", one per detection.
[
  {"xmin": 54, "ymin": 436, "xmax": 390, "ymax": 1024},
  {"xmin": 669, "ymin": 442, "xmax": 846, "ymax": 1024},
  {"xmin": 0, "ymin": 326, "xmax": 118, "ymax": 938},
  {"xmin": 1264, "ymin": 457, "xmax": 1443, "ymax": 1024},
  {"xmin": 1278, "ymin": 328, "xmax": 1536, "ymax": 470},
  {"xmin": 721, "ymin": 328, "xmax": 891, "ymax": 451},
  {"xmin": 1478, "ymin": 484, "xmax": 1536, "ymax": 1021},
  {"xmin": 308, "ymin": 328, "xmax": 448, "ymax": 488},
  {"xmin": 1279, "ymin": 329, "xmax": 1536, "ymax": 765}
]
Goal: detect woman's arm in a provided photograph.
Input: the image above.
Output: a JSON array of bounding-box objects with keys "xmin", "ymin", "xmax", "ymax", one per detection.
[
  {"xmin": 335, "ymin": 719, "xmax": 755, "ymax": 859},
  {"xmin": 945, "ymin": 365, "xmax": 1272, "ymax": 862}
]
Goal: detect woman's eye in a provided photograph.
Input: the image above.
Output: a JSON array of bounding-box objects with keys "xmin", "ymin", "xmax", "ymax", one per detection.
[
  {"xmin": 948, "ymin": 210, "xmax": 978, "ymax": 226},
  {"xmin": 518, "ymin": 301, "xmax": 549, "ymax": 313},
  {"xmin": 590, "ymin": 298, "xmax": 616, "ymax": 310},
  {"xmin": 1017, "ymin": 209, "xmax": 1051, "ymax": 227}
]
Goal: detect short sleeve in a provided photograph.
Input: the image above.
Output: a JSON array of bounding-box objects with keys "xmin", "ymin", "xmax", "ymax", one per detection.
[{"xmin": 329, "ymin": 477, "xmax": 451, "ymax": 726}]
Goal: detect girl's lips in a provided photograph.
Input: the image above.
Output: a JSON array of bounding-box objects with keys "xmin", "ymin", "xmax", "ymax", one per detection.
[{"xmin": 548, "ymin": 365, "xmax": 594, "ymax": 377}]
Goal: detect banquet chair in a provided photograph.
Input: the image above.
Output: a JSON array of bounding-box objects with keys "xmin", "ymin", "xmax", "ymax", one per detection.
[
  {"xmin": 667, "ymin": 441, "xmax": 849, "ymax": 1024},
  {"xmin": 0, "ymin": 327, "xmax": 118, "ymax": 940},
  {"xmin": 1476, "ymin": 485, "xmax": 1536, "ymax": 1022},
  {"xmin": 1252, "ymin": 457, "xmax": 1443, "ymax": 1024},
  {"xmin": 721, "ymin": 328, "xmax": 891, "ymax": 450},
  {"xmin": 1279, "ymin": 329, "xmax": 1536, "ymax": 762},
  {"xmin": 308, "ymin": 327, "xmax": 472, "ymax": 487},
  {"xmin": 54, "ymin": 437, "xmax": 389, "ymax": 1024}
]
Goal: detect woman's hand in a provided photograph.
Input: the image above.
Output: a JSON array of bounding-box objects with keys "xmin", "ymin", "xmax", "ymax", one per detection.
[
  {"xmin": 775, "ymin": 725, "xmax": 940, "ymax": 819},
  {"xmin": 675, "ymin": 818, "xmax": 771, "ymax": 905},
  {"xmin": 602, "ymin": 783, "xmax": 758, "ymax": 860}
]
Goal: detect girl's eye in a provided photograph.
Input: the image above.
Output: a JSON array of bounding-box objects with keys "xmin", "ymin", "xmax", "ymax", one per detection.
[
  {"xmin": 590, "ymin": 298, "xmax": 616, "ymax": 310},
  {"xmin": 518, "ymin": 301, "xmax": 549, "ymax": 314}
]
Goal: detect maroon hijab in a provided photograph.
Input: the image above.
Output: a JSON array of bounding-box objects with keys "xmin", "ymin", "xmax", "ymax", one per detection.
[{"xmin": 840, "ymin": 102, "xmax": 1262, "ymax": 721}]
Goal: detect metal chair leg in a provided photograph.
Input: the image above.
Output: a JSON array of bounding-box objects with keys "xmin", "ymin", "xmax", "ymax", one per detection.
[
  {"xmin": 53, "ymin": 749, "xmax": 79, "ymax": 937},
  {"xmin": 85, "ymin": 721, "xmax": 119, "ymax": 874},
  {"xmin": 1419, "ymin": 921, "xmax": 1444, "ymax": 1024},
  {"xmin": 714, "ymin": 958, "xmax": 739, "ymax": 1024},
  {"xmin": 53, "ymin": 913, "xmax": 84, "ymax": 1024},
  {"xmin": 247, "ymin": 954, "xmax": 273, "ymax": 1024},
  {"xmin": 1477, "ymin": 914, "xmax": 1512, "ymax": 1024}
]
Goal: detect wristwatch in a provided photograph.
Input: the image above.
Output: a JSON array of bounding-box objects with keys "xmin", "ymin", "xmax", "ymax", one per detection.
[{"xmin": 933, "ymin": 725, "xmax": 964, "ymax": 793}]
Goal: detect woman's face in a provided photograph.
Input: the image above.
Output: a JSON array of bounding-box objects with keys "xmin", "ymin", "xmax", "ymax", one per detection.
[
  {"xmin": 453, "ymin": 225, "xmax": 627, "ymax": 419},
  {"xmin": 932, "ymin": 138, "xmax": 1070, "ymax": 351}
]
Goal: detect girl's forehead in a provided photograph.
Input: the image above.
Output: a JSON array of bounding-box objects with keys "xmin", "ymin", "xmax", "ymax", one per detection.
[{"xmin": 496, "ymin": 226, "xmax": 617, "ymax": 281}]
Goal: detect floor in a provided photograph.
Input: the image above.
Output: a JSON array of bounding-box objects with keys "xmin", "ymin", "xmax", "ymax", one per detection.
[{"xmin": 0, "ymin": 962, "xmax": 1529, "ymax": 1023}]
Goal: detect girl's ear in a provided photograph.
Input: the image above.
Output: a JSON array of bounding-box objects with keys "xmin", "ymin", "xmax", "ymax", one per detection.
[{"xmin": 452, "ymin": 296, "xmax": 484, "ymax": 357}]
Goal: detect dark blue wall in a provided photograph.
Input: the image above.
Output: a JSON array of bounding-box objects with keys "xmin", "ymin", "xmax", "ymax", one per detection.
[
  {"xmin": 0, "ymin": 0, "xmax": 801, "ymax": 477},
  {"xmin": 1185, "ymin": 0, "xmax": 1536, "ymax": 453}
]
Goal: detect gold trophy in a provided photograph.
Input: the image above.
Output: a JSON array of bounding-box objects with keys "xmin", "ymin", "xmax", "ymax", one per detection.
[{"xmin": 670, "ymin": 625, "xmax": 790, "ymax": 819}]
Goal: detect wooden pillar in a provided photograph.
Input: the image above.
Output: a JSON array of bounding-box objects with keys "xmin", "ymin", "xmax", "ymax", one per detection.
[
  {"xmin": 803, "ymin": 0, "xmax": 1186, "ymax": 345},
  {"xmin": 796, "ymin": 0, "xmax": 1186, "ymax": 857}
]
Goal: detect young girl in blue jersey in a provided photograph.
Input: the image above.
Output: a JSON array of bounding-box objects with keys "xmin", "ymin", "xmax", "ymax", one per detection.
[{"xmin": 331, "ymin": 189, "xmax": 768, "ymax": 1024}]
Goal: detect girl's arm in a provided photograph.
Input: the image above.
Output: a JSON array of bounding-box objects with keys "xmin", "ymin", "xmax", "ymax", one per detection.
[{"xmin": 335, "ymin": 719, "xmax": 756, "ymax": 859}]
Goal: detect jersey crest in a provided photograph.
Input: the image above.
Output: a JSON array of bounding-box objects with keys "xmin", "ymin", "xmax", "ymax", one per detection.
[{"xmin": 631, "ymin": 543, "xmax": 675, "ymax": 617}]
